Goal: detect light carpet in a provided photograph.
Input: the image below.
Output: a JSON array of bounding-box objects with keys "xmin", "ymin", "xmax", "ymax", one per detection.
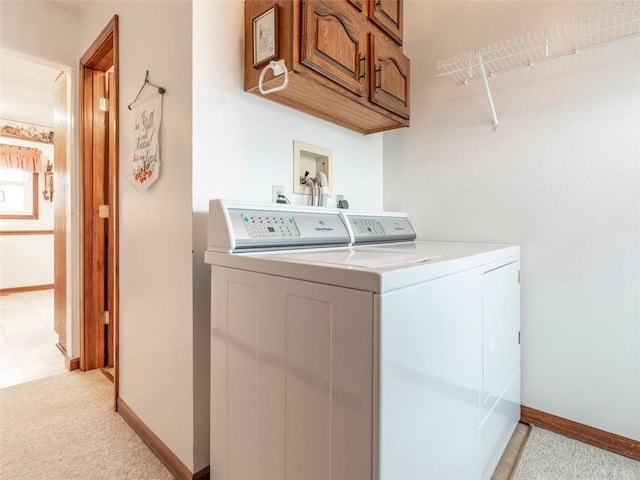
[
  {"xmin": 512, "ymin": 425, "xmax": 640, "ymax": 480},
  {"xmin": 0, "ymin": 370, "xmax": 174, "ymax": 480}
]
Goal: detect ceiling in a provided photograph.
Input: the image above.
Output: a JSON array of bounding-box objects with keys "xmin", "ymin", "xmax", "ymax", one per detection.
[{"xmin": 0, "ymin": 52, "xmax": 61, "ymax": 128}]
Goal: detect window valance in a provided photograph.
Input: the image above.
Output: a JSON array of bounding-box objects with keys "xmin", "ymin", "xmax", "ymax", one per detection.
[{"xmin": 0, "ymin": 144, "xmax": 43, "ymax": 172}]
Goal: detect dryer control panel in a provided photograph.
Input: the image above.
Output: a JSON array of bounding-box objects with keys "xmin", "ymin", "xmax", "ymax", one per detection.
[{"xmin": 345, "ymin": 213, "xmax": 417, "ymax": 245}]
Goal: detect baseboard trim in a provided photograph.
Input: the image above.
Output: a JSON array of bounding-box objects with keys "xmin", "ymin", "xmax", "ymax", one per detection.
[
  {"xmin": 521, "ymin": 405, "xmax": 639, "ymax": 461},
  {"xmin": 194, "ymin": 466, "xmax": 210, "ymax": 480},
  {"xmin": 69, "ymin": 357, "xmax": 80, "ymax": 370},
  {"xmin": 0, "ymin": 284, "xmax": 54, "ymax": 295},
  {"xmin": 55, "ymin": 343, "xmax": 80, "ymax": 370},
  {"xmin": 117, "ymin": 397, "xmax": 210, "ymax": 480}
]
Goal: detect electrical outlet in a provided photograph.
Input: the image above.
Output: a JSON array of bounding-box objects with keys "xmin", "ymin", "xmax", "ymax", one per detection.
[{"xmin": 272, "ymin": 185, "xmax": 285, "ymax": 203}]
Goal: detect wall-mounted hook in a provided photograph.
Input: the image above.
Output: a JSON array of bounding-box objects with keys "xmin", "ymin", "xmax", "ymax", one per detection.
[{"xmin": 128, "ymin": 70, "xmax": 167, "ymax": 110}]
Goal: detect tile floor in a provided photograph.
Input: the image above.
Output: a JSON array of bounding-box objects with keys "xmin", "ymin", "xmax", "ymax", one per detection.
[{"xmin": 0, "ymin": 289, "xmax": 67, "ymax": 389}]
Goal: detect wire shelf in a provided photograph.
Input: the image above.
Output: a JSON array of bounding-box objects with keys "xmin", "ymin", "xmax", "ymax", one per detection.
[{"xmin": 437, "ymin": 0, "xmax": 640, "ymax": 85}]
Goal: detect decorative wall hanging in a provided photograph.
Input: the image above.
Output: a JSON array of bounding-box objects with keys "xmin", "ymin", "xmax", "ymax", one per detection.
[
  {"xmin": 42, "ymin": 160, "xmax": 53, "ymax": 201},
  {"xmin": 128, "ymin": 93, "xmax": 163, "ymax": 193},
  {"xmin": 0, "ymin": 119, "xmax": 54, "ymax": 144}
]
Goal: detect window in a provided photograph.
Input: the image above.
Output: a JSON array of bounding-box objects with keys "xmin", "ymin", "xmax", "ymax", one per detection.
[{"xmin": 0, "ymin": 168, "xmax": 39, "ymax": 219}]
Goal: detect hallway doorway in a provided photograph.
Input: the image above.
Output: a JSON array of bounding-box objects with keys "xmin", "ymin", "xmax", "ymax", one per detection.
[
  {"xmin": 0, "ymin": 52, "xmax": 68, "ymax": 388},
  {"xmin": 79, "ymin": 15, "xmax": 120, "ymax": 403}
]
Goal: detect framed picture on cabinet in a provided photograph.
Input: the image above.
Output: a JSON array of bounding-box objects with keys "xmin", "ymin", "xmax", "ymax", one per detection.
[{"xmin": 252, "ymin": 4, "xmax": 279, "ymax": 68}]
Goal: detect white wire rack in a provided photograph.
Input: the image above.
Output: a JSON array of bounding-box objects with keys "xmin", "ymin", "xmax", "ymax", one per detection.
[{"xmin": 436, "ymin": 0, "xmax": 640, "ymax": 129}]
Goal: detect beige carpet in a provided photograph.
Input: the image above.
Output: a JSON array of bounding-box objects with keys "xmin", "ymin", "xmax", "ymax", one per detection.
[
  {"xmin": 0, "ymin": 370, "xmax": 174, "ymax": 480},
  {"xmin": 512, "ymin": 425, "xmax": 640, "ymax": 480}
]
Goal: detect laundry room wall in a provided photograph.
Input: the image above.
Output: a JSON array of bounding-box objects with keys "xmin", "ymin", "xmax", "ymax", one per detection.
[
  {"xmin": 191, "ymin": 0, "xmax": 385, "ymax": 471},
  {"xmin": 78, "ymin": 0, "xmax": 195, "ymax": 473},
  {"xmin": 384, "ymin": 1, "xmax": 640, "ymax": 441}
]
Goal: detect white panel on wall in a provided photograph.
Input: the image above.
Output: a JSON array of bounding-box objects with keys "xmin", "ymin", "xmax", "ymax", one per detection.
[{"xmin": 385, "ymin": 0, "xmax": 640, "ymax": 441}]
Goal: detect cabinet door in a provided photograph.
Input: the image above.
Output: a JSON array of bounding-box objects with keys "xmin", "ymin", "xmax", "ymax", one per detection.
[
  {"xmin": 301, "ymin": 0, "xmax": 368, "ymax": 96},
  {"xmin": 369, "ymin": 0, "xmax": 403, "ymax": 44},
  {"xmin": 370, "ymin": 33, "xmax": 410, "ymax": 119},
  {"xmin": 348, "ymin": 0, "xmax": 363, "ymax": 11}
]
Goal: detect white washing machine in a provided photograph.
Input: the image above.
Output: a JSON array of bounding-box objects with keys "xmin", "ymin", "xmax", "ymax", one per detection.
[{"xmin": 205, "ymin": 199, "xmax": 521, "ymax": 480}]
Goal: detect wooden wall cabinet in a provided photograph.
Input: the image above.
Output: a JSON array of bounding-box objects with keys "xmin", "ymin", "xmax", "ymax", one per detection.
[
  {"xmin": 244, "ymin": 0, "xmax": 410, "ymax": 135},
  {"xmin": 370, "ymin": 32, "xmax": 409, "ymax": 119},
  {"xmin": 369, "ymin": 0, "xmax": 403, "ymax": 45}
]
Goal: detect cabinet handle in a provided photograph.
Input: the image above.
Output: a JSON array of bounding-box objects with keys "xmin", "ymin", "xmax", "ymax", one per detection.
[
  {"xmin": 375, "ymin": 67, "xmax": 381, "ymax": 91},
  {"xmin": 374, "ymin": 0, "xmax": 381, "ymax": 9},
  {"xmin": 359, "ymin": 55, "xmax": 367, "ymax": 81}
]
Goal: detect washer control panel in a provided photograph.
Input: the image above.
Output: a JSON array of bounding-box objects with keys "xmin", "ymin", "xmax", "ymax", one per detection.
[
  {"xmin": 241, "ymin": 214, "xmax": 300, "ymax": 238},
  {"xmin": 208, "ymin": 200, "xmax": 352, "ymax": 252}
]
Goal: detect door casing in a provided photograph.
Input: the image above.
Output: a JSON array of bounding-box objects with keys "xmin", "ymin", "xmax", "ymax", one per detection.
[
  {"xmin": 79, "ymin": 15, "xmax": 119, "ymax": 404},
  {"xmin": 53, "ymin": 71, "xmax": 69, "ymax": 360}
]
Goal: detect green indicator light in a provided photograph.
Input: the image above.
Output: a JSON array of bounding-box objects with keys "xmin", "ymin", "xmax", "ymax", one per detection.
[{"xmin": 243, "ymin": 217, "xmax": 248, "ymax": 222}]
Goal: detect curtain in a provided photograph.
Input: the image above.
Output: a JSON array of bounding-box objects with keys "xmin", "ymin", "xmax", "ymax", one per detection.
[{"xmin": 0, "ymin": 144, "xmax": 43, "ymax": 172}]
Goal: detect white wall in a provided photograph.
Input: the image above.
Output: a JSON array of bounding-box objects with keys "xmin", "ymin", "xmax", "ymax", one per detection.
[
  {"xmin": 0, "ymin": 234, "xmax": 53, "ymax": 288},
  {"xmin": 78, "ymin": 1, "xmax": 195, "ymax": 472},
  {"xmin": 385, "ymin": 1, "xmax": 640, "ymax": 440},
  {"xmin": 0, "ymin": 138, "xmax": 54, "ymax": 289},
  {"xmin": 192, "ymin": 0, "xmax": 385, "ymax": 471},
  {"xmin": 4, "ymin": 0, "xmax": 199, "ymax": 471}
]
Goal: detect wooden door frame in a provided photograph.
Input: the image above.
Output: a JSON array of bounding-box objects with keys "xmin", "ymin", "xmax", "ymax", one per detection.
[
  {"xmin": 79, "ymin": 15, "xmax": 119, "ymax": 403},
  {"xmin": 53, "ymin": 70, "xmax": 69, "ymax": 364}
]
